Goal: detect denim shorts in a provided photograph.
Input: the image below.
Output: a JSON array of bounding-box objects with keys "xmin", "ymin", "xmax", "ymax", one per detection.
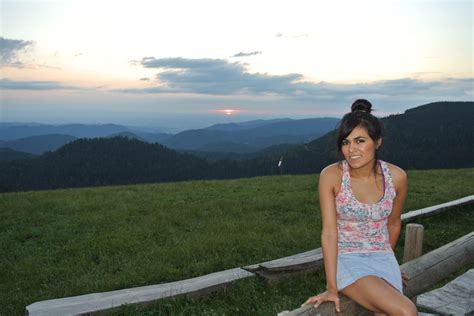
[{"xmin": 337, "ymin": 251, "xmax": 403, "ymax": 293}]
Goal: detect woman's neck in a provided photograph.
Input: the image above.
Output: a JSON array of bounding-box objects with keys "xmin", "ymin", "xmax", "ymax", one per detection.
[{"xmin": 348, "ymin": 159, "xmax": 378, "ymax": 179}]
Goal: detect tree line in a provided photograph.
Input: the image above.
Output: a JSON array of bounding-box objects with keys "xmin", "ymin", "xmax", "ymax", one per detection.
[{"xmin": 0, "ymin": 101, "xmax": 472, "ymax": 192}]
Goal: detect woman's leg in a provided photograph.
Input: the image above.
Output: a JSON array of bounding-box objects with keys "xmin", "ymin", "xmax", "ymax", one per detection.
[{"xmin": 340, "ymin": 275, "xmax": 417, "ymax": 315}]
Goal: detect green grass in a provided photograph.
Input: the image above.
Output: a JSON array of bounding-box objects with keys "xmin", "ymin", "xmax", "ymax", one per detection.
[{"xmin": 0, "ymin": 168, "xmax": 473, "ymax": 315}]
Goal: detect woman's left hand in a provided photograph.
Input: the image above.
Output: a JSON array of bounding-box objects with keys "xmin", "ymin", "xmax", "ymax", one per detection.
[{"xmin": 302, "ymin": 290, "xmax": 341, "ymax": 312}]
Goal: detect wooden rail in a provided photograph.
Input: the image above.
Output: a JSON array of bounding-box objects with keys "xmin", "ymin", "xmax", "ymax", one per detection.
[
  {"xmin": 400, "ymin": 232, "xmax": 474, "ymax": 298},
  {"xmin": 247, "ymin": 195, "xmax": 473, "ymax": 282},
  {"xmin": 25, "ymin": 195, "xmax": 473, "ymax": 315},
  {"xmin": 26, "ymin": 268, "xmax": 254, "ymax": 316},
  {"xmin": 279, "ymin": 232, "xmax": 474, "ymax": 315},
  {"xmin": 416, "ymin": 269, "xmax": 474, "ymax": 314},
  {"xmin": 243, "ymin": 248, "xmax": 323, "ymax": 283},
  {"xmin": 401, "ymin": 195, "xmax": 473, "ymax": 223}
]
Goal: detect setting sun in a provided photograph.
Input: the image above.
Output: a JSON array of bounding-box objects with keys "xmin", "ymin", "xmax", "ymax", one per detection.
[{"xmin": 210, "ymin": 109, "xmax": 240, "ymax": 116}]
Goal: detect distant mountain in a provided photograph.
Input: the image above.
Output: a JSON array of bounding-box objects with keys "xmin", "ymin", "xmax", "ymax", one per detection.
[
  {"xmin": 0, "ymin": 123, "xmax": 131, "ymax": 140},
  {"xmin": 0, "ymin": 137, "xmax": 210, "ymax": 192},
  {"xmin": 184, "ymin": 143, "xmax": 298, "ymax": 162},
  {"xmin": 107, "ymin": 132, "xmax": 146, "ymax": 142},
  {"xmin": 162, "ymin": 117, "xmax": 340, "ymax": 152},
  {"xmin": 268, "ymin": 101, "xmax": 474, "ymax": 174},
  {"xmin": 133, "ymin": 131, "xmax": 173, "ymax": 144},
  {"xmin": 1, "ymin": 101, "xmax": 471, "ymax": 192},
  {"xmin": 0, "ymin": 134, "xmax": 77, "ymax": 154},
  {"xmin": 0, "ymin": 148, "xmax": 36, "ymax": 162},
  {"xmin": 205, "ymin": 118, "xmax": 292, "ymax": 131},
  {"xmin": 0, "ymin": 119, "xmax": 338, "ymax": 154},
  {"xmin": 195, "ymin": 141, "xmax": 260, "ymax": 153}
]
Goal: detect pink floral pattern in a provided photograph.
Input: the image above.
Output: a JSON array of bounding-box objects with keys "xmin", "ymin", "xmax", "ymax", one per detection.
[{"xmin": 336, "ymin": 160, "xmax": 396, "ymax": 253}]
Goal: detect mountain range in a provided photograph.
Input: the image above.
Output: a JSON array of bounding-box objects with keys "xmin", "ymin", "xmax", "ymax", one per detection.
[
  {"xmin": 273, "ymin": 101, "xmax": 474, "ymax": 174},
  {"xmin": 0, "ymin": 117, "xmax": 340, "ymax": 156},
  {"xmin": 0, "ymin": 101, "xmax": 472, "ymax": 192}
]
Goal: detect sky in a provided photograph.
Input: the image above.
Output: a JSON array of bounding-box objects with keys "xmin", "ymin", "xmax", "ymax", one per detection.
[{"xmin": 0, "ymin": 0, "xmax": 472, "ymax": 131}]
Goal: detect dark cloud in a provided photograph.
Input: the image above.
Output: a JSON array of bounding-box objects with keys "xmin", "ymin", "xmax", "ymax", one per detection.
[
  {"xmin": 126, "ymin": 56, "xmax": 471, "ymax": 99},
  {"xmin": 231, "ymin": 51, "xmax": 262, "ymax": 58},
  {"xmin": 139, "ymin": 77, "xmax": 150, "ymax": 81},
  {"xmin": 291, "ymin": 77, "xmax": 474, "ymax": 100},
  {"xmin": 0, "ymin": 78, "xmax": 76, "ymax": 90},
  {"xmin": 128, "ymin": 57, "xmax": 302, "ymax": 95},
  {"xmin": 0, "ymin": 37, "xmax": 34, "ymax": 67},
  {"xmin": 122, "ymin": 57, "xmax": 474, "ymax": 104}
]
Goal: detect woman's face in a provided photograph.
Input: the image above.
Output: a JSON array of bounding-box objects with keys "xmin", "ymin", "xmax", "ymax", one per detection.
[{"xmin": 341, "ymin": 124, "xmax": 381, "ymax": 169}]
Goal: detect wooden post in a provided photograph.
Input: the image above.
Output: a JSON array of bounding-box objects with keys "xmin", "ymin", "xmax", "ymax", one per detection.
[
  {"xmin": 402, "ymin": 223, "xmax": 424, "ymax": 305},
  {"xmin": 279, "ymin": 232, "xmax": 474, "ymax": 315},
  {"xmin": 401, "ymin": 232, "xmax": 474, "ymax": 298},
  {"xmin": 403, "ymin": 223, "xmax": 424, "ymax": 263}
]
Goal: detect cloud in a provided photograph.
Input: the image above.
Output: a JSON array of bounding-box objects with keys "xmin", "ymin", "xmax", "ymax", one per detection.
[
  {"xmin": 127, "ymin": 57, "xmax": 303, "ymax": 95},
  {"xmin": 0, "ymin": 37, "xmax": 34, "ymax": 67},
  {"xmin": 231, "ymin": 51, "xmax": 262, "ymax": 58},
  {"xmin": 139, "ymin": 77, "xmax": 150, "ymax": 81},
  {"xmin": 0, "ymin": 78, "xmax": 77, "ymax": 90},
  {"xmin": 126, "ymin": 56, "xmax": 473, "ymax": 101}
]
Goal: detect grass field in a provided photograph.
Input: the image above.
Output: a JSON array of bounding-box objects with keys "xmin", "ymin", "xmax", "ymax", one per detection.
[{"xmin": 1, "ymin": 168, "xmax": 473, "ymax": 315}]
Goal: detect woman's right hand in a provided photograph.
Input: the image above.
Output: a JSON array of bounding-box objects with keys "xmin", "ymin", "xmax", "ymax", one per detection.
[{"xmin": 302, "ymin": 290, "xmax": 341, "ymax": 312}]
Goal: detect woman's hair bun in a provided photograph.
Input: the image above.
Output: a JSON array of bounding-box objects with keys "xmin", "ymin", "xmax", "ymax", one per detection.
[{"xmin": 351, "ymin": 99, "xmax": 372, "ymax": 114}]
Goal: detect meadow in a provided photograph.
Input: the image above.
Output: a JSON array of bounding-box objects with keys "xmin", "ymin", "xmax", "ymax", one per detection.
[{"xmin": 1, "ymin": 168, "xmax": 473, "ymax": 315}]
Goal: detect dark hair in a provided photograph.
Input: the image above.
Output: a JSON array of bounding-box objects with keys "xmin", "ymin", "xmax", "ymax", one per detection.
[{"xmin": 336, "ymin": 99, "xmax": 384, "ymax": 154}]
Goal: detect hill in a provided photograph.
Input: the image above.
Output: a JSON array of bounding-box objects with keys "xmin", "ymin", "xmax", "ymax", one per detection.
[
  {"xmin": 0, "ymin": 148, "xmax": 36, "ymax": 161},
  {"xmin": 1, "ymin": 169, "xmax": 472, "ymax": 315},
  {"xmin": 161, "ymin": 117, "xmax": 340, "ymax": 152},
  {"xmin": 0, "ymin": 137, "xmax": 210, "ymax": 192},
  {"xmin": 0, "ymin": 123, "xmax": 131, "ymax": 140},
  {"xmin": 0, "ymin": 101, "xmax": 471, "ymax": 192},
  {"xmin": 205, "ymin": 118, "xmax": 292, "ymax": 131},
  {"xmin": 272, "ymin": 101, "xmax": 474, "ymax": 174},
  {"xmin": 0, "ymin": 119, "xmax": 337, "ymax": 154},
  {"xmin": 0, "ymin": 134, "xmax": 77, "ymax": 155}
]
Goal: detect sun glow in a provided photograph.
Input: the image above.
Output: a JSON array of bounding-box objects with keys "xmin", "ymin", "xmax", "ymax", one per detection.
[{"xmin": 211, "ymin": 108, "xmax": 239, "ymax": 116}]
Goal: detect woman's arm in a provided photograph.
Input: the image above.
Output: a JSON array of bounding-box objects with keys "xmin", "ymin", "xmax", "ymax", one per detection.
[
  {"xmin": 387, "ymin": 165, "xmax": 408, "ymax": 250},
  {"xmin": 303, "ymin": 164, "xmax": 341, "ymax": 312},
  {"xmin": 319, "ymin": 165, "xmax": 340, "ymax": 292}
]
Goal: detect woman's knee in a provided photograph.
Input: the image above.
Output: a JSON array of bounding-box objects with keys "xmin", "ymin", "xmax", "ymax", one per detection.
[{"xmin": 396, "ymin": 298, "xmax": 418, "ymax": 316}]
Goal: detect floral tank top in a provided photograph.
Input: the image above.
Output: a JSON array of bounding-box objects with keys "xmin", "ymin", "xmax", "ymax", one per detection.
[{"xmin": 335, "ymin": 160, "xmax": 396, "ymax": 253}]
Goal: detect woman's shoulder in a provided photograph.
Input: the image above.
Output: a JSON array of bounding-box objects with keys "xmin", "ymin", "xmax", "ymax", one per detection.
[
  {"xmin": 382, "ymin": 161, "xmax": 407, "ymax": 184},
  {"xmin": 320, "ymin": 162, "xmax": 343, "ymax": 184}
]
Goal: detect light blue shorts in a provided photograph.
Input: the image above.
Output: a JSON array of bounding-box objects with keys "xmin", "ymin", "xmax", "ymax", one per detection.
[{"xmin": 337, "ymin": 252, "xmax": 403, "ymax": 293}]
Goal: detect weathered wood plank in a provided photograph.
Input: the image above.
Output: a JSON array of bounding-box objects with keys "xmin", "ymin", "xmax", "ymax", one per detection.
[
  {"xmin": 416, "ymin": 269, "xmax": 474, "ymax": 315},
  {"xmin": 246, "ymin": 195, "xmax": 472, "ymax": 282},
  {"xmin": 403, "ymin": 223, "xmax": 424, "ymax": 263},
  {"xmin": 402, "ymin": 223, "xmax": 424, "ymax": 305},
  {"xmin": 243, "ymin": 249, "xmax": 323, "ymax": 283},
  {"xmin": 401, "ymin": 232, "xmax": 474, "ymax": 298},
  {"xmin": 26, "ymin": 196, "xmax": 474, "ymax": 315},
  {"xmin": 243, "ymin": 248, "xmax": 322, "ymax": 272},
  {"xmin": 279, "ymin": 232, "xmax": 474, "ymax": 315},
  {"xmin": 401, "ymin": 195, "xmax": 473, "ymax": 223},
  {"xmin": 26, "ymin": 268, "xmax": 254, "ymax": 316},
  {"xmin": 278, "ymin": 294, "xmax": 372, "ymax": 316}
]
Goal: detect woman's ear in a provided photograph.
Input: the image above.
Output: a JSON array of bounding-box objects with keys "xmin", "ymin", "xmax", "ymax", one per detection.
[{"xmin": 376, "ymin": 138, "xmax": 382, "ymax": 149}]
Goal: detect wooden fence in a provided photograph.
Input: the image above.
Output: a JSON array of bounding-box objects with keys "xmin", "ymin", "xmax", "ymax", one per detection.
[{"xmin": 26, "ymin": 195, "xmax": 473, "ymax": 315}]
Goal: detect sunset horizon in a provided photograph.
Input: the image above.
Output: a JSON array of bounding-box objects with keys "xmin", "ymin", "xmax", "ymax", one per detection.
[{"xmin": 1, "ymin": 0, "xmax": 472, "ymax": 129}]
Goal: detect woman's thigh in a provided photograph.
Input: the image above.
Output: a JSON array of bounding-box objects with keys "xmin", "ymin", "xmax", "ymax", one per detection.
[{"xmin": 340, "ymin": 275, "xmax": 417, "ymax": 315}]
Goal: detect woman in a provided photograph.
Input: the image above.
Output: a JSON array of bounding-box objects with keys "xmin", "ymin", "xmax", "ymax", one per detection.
[{"xmin": 303, "ymin": 99, "xmax": 417, "ymax": 315}]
